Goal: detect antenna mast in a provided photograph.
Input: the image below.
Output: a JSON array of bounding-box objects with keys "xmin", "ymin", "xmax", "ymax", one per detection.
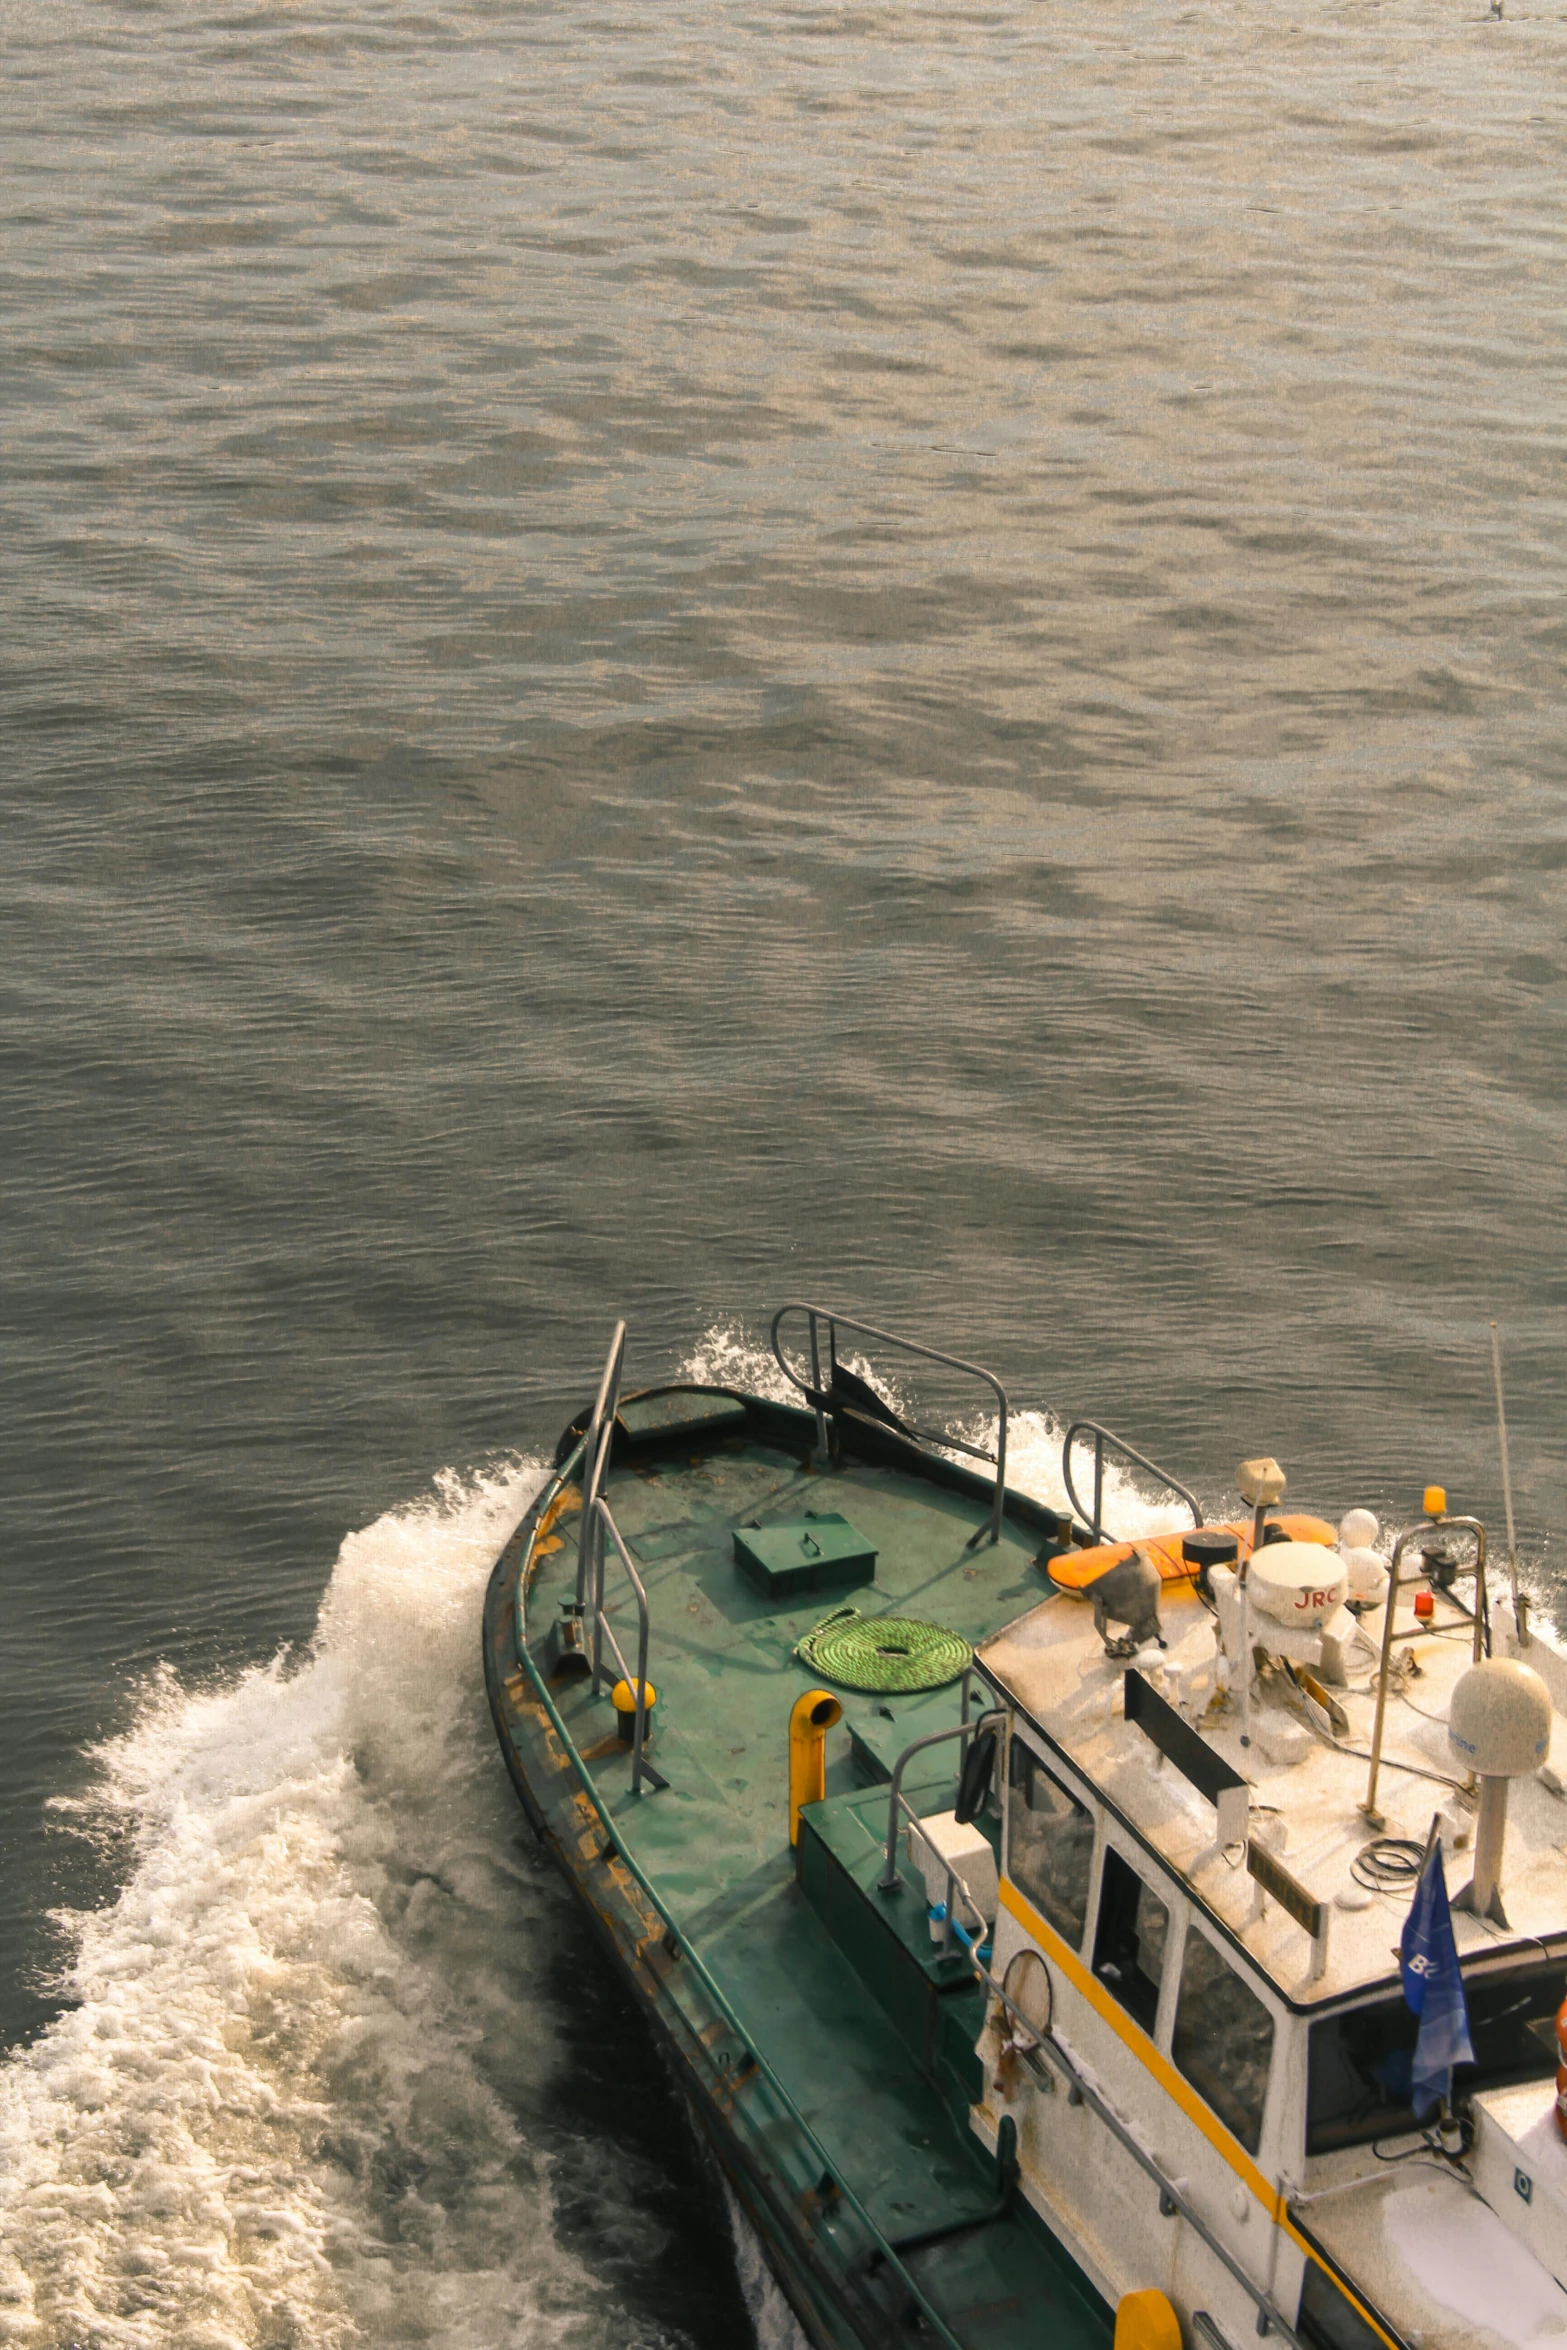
[{"xmin": 1490, "ymin": 1318, "xmax": 1525, "ymax": 1643}]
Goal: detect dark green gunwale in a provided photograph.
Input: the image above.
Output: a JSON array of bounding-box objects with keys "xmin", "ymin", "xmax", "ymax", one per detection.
[{"xmin": 483, "ymin": 1382, "xmax": 1113, "ymax": 2350}]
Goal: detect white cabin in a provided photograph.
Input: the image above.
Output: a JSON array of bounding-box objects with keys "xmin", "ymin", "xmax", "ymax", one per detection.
[{"xmin": 968, "ymin": 1536, "xmax": 1567, "ymax": 2350}]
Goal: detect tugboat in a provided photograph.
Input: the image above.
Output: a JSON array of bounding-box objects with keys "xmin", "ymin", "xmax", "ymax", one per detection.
[{"xmin": 483, "ymin": 1306, "xmax": 1567, "ymax": 2350}]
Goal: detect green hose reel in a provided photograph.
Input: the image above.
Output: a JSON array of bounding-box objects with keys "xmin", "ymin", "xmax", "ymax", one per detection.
[{"xmin": 794, "ymin": 1606, "xmax": 972, "ymax": 1694}]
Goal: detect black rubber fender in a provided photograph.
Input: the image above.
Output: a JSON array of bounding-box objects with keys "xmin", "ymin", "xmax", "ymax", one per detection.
[{"xmin": 954, "ymin": 1726, "xmax": 998, "ymax": 1825}]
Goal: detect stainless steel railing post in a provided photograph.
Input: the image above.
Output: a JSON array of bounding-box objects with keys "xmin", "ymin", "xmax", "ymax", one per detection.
[
  {"xmin": 597, "ymin": 1499, "xmax": 657, "ymax": 1795},
  {"xmin": 877, "ymin": 1712, "xmax": 1005, "ymax": 1894},
  {"xmin": 579, "ymin": 1322, "xmax": 626, "ymax": 1692},
  {"xmin": 1061, "ymin": 1419, "xmax": 1201, "ymax": 1544},
  {"xmin": 770, "ymin": 1303, "xmax": 1011, "ymax": 1546},
  {"xmin": 807, "ymin": 1311, "xmax": 830, "ymax": 1467}
]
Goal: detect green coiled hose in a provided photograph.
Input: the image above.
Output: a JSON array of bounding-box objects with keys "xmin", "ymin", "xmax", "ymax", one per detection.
[{"xmin": 795, "ymin": 1606, "xmax": 972, "ymax": 1693}]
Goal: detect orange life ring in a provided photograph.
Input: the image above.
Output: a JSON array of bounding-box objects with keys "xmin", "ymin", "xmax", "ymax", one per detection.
[{"xmin": 1048, "ymin": 1514, "xmax": 1338, "ymax": 1596}]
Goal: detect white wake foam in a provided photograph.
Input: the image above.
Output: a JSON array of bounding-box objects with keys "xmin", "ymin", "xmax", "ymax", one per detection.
[
  {"xmin": 0, "ymin": 1332, "xmax": 1185, "ymax": 2350},
  {"xmin": 0, "ymin": 1461, "xmax": 697, "ymax": 2350},
  {"xmin": 986, "ymin": 1407, "xmax": 1195, "ymax": 1541},
  {"xmin": 678, "ymin": 1324, "xmax": 803, "ymax": 1409},
  {"xmin": 722, "ymin": 2193, "xmax": 808, "ymax": 2350}
]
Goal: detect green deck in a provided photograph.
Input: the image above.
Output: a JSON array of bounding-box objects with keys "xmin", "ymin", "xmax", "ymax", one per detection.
[{"xmin": 490, "ymin": 1400, "xmax": 1113, "ymax": 2350}]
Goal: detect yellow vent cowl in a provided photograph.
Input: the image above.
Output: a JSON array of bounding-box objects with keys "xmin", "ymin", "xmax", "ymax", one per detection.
[{"xmin": 1114, "ymin": 2290, "xmax": 1182, "ymax": 2350}]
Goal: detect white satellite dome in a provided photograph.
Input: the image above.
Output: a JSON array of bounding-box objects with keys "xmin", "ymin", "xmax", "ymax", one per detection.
[
  {"xmin": 1247, "ymin": 1540, "xmax": 1348, "ymax": 1631},
  {"xmin": 1341, "ymin": 1545, "xmax": 1389, "ymax": 1604},
  {"xmin": 1448, "ymin": 1657, "xmax": 1552, "ymax": 1778},
  {"xmin": 1338, "ymin": 1508, "xmax": 1379, "ymax": 1550}
]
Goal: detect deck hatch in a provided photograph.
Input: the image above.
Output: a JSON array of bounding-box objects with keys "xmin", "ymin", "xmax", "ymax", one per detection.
[{"xmin": 733, "ymin": 1512, "xmax": 877, "ymax": 1600}]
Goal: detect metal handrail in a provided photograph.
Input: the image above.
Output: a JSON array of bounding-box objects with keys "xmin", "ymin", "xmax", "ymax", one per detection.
[
  {"xmin": 771, "ymin": 1302, "xmax": 1011, "ymax": 1547},
  {"xmin": 510, "ymin": 1468, "xmax": 967, "ymax": 2350},
  {"xmin": 1062, "ymin": 1419, "xmax": 1202, "ymax": 1544},
  {"xmin": 555, "ymin": 1325, "xmax": 665, "ymax": 1795},
  {"xmin": 1022, "ymin": 2021, "xmax": 1304, "ymax": 2348},
  {"xmin": 876, "ymin": 1704, "xmax": 1006, "ymax": 1948},
  {"xmin": 893, "ymin": 1784, "xmax": 998, "ymax": 1956},
  {"xmin": 928, "ymin": 1857, "xmax": 1306, "ymax": 2347},
  {"xmin": 577, "ymin": 1319, "xmax": 627, "ymax": 1628},
  {"xmin": 1362, "ymin": 1509, "xmax": 1488, "ymax": 1824},
  {"xmin": 591, "ymin": 1497, "xmax": 665, "ymax": 1796}
]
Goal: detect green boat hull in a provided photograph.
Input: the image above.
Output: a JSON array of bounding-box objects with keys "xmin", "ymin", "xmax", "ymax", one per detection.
[{"xmin": 483, "ymin": 1380, "xmax": 1114, "ymax": 2350}]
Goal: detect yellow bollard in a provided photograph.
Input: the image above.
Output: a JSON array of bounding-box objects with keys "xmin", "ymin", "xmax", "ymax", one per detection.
[
  {"xmin": 611, "ymin": 1679, "xmax": 658, "ymax": 1742},
  {"xmin": 1113, "ymin": 2291, "xmax": 1182, "ymax": 2350},
  {"xmin": 789, "ymin": 1689, "xmax": 843, "ymax": 1844}
]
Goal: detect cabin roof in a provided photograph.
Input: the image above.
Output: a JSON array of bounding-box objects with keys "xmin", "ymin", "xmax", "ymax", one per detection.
[{"xmin": 977, "ymin": 1574, "xmax": 1567, "ymax": 2007}]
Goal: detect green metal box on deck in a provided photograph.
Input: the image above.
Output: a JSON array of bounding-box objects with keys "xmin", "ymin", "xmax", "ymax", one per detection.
[{"xmin": 733, "ymin": 1512, "xmax": 877, "ymax": 1600}]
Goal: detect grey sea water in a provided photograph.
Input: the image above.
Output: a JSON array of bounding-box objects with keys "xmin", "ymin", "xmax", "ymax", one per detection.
[{"xmin": 3, "ymin": 0, "xmax": 1565, "ymax": 2338}]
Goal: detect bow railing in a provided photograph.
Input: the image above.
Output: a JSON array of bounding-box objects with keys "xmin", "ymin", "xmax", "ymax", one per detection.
[
  {"xmin": 771, "ymin": 1302, "xmax": 1010, "ymax": 1548},
  {"xmin": 1061, "ymin": 1419, "xmax": 1201, "ymax": 1545},
  {"xmin": 570, "ymin": 1320, "xmax": 665, "ymax": 1793}
]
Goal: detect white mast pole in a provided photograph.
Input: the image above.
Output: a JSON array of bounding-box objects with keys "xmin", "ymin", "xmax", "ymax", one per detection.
[{"xmin": 1490, "ymin": 1319, "xmax": 1525, "ymax": 1643}]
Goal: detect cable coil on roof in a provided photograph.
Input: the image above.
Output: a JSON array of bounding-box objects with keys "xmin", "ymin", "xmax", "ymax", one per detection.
[
  {"xmin": 1350, "ymin": 1837, "xmax": 1427, "ymax": 1892},
  {"xmin": 795, "ymin": 1607, "xmax": 973, "ymax": 1694}
]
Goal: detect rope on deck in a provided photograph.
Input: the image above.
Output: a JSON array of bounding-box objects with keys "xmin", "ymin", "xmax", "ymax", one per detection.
[{"xmin": 795, "ymin": 1606, "xmax": 972, "ymax": 1693}]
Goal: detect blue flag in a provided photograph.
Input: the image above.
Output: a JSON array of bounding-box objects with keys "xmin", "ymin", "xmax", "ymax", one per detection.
[{"xmin": 1400, "ymin": 1839, "xmax": 1475, "ymax": 2120}]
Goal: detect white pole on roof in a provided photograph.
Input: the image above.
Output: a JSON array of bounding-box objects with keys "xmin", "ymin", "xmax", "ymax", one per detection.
[
  {"xmin": 1235, "ymin": 1458, "xmax": 1287, "ymax": 1750},
  {"xmin": 1490, "ymin": 1319, "xmax": 1525, "ymax": 1643}
]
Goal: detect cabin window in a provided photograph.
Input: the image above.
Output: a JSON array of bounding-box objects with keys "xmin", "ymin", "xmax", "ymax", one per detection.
[
  {"xmin": 1091, "ymin": 1846, "xmax": 1169, "ymax": 2035},
  {"xmin": 1305, "ymin": 1952, "xmax": 1565, "ymax": 2154},
  {"xmin": 1172, "ymin": 1924, "xmax": 1274, "ymax": 2154},
  {"xmin": 1006, "ymin": 1739, "xmax": 1096, "ymax": 1947}
]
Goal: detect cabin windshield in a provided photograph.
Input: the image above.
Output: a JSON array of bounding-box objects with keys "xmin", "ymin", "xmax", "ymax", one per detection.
[
  {"xmin": 1173, "ymin": 1924, "xmax": 1275, "ymax": 2155},
  {"xmin": 1306, "ymin": 1952, "xmax": 1567, "ymax": 2154}
]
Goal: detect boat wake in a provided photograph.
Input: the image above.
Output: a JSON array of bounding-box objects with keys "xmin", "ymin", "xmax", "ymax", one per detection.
[
  {"xmin": 0, "ymin": 1324, "xmax": 1163, "ymax": 2350},
  {"xmin": 0, "ymin": 1462, "xmax": 743, "ymax": 2350}
]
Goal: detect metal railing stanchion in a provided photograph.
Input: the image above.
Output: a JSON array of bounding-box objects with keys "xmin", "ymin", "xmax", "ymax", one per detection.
[
  {"xmin": 1061, "ymin": 1419, "xmax": 1202, "ymax": 1544},
  {"xmin": 595, "ymin": 1499, "xmax": 665, "ymax": 1794},
  {"xmin": 876, "ymin": 1712, "xmax": 1005, "ymax": 1895},
  {"xmin": 771, "ymin": 1303, "xmax": 1011, "ymax": 1546},
  {"xmin": 807, "ymin": 1312, "xmax": 831, "ymax": 1466},
  {"xmin": 578, "ymin": 1322, "xmax": 626, "ymax": 1693}
]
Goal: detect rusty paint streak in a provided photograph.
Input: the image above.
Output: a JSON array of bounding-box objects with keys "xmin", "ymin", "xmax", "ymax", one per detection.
[{"xmin": 538, "ymin": 1484, "xmax": 581, "ymax": 1541}]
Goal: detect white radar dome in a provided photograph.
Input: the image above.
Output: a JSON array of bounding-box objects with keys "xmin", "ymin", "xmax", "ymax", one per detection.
[
  {"xmin": 1339, "ymin": 1509, "xmax": 1379, "ymax": 1550},
  {"xmin": 1448, "ymin": 1658, "xmax": 1552, "ymax": 1778},
  {"xmin": 1247, "ymin": 1541, "xmax": 1348, "ymax": 1631},
  {"xmin": 1341, "ymin": 1546, "xmax": 1389, "ymax": 1604}
]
